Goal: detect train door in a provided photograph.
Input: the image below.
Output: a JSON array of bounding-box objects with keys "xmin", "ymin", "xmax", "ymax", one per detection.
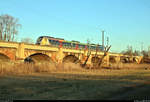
[
  {"xmin": 75, "ymin": 44, "xmax": 79, "ymax": 50},
  {"xmin": 59, "ymin": 41, "xmax": 63, "ymax": 48}
]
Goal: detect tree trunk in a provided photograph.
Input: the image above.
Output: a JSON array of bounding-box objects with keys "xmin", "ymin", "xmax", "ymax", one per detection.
[
  {"xmin": 0, "ymin": 31, "xmax": 2, "ymax": 40},
  {"xmin": 0, "ymin": 23, "xmax": 3, "ymax": 40}
]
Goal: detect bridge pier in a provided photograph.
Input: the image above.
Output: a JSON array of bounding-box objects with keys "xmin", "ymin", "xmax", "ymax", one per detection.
[
  {"xmin": 134, "ymin": 56, "xmax": 143, "ymax": 64},
  {"xmin": 56, "ymin": 48, "xmax": 64, "ymax": 64},
  {"xmin": 16, "ymin": 43, "xmax": 25, "ymax": 60},
  {"xmin": 114, "ymin": 56, "xmax": 121, "ymax": 63},
  {"xmin": 103, "ymin": 52, "xmax": 110, "ymax": 66}
]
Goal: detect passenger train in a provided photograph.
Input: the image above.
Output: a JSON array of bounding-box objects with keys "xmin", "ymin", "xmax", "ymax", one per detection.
[{"xmin": 36, "ymin": 36, "xmax": 104, "ymax": 51}]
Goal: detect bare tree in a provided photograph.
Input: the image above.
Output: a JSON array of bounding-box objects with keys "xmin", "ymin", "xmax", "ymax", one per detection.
[
  {"xmin": 122, "ymin": 45, "xmax": 141, "ymax": 56},
  {"xmin": 141, "ymin": 50, "xmax": 149, "ymax": 57},
  {"xmin": 148, "ymin": 46, "xmax": 150, "ymax": 57},
  {"xmin": 21, "ymin": 37, "xmax": 34, "ymax": 44},
  {"xmin": 0, "ymin": 14, "xmax": 21, "ymax": 41},
  {"xmin": 122, "ymin": 45, "xmax": 133, "ymax": 56},
  {"xmin": 132, "ymin": 50, "xmax": 140, "ymax": 56}
]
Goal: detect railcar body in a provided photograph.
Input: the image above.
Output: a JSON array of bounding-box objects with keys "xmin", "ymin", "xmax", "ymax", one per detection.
[{"xmin": 36, "ymin": 36, "xmax": 104, "ymax": 51}]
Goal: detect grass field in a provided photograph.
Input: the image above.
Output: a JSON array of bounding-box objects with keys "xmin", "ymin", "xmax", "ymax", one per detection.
[{"xmin": 0, "ymin": 62, "xmax": 150, "ymax": 100}]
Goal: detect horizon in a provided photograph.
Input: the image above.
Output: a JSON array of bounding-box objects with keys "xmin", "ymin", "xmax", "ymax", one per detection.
[{"xmin": 1, "ymin": 0, "xmax": 150, "ymax": 53}]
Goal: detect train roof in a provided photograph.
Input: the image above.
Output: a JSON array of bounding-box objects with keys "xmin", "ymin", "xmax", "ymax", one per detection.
[
  {"xmin": 38, "ymin": 36, "xmax": 54, "ymax": 38},
  {"xmin": 91, "ymin": 43, "xmax": 96, "ymax": 45},
  {"xmin": 38, "ymin": 36, "xmax": 64, "ymax": 40},
  {"xmin": 55, "ymin": 38, "xmax": 65, "ymax": 40},
  {"xmin": 71, "ymin": 40, "xmax": 80, "ymax": 43}
]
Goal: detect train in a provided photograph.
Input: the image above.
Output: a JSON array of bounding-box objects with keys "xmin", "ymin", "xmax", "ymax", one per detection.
[{"xmin": 36, "ymin": 36, "xmax": 105, "ymax": 51}]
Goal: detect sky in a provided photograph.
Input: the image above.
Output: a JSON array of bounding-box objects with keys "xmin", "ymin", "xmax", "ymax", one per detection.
[{"xmin": 0, "ymin": 0, "xmax": 150, "ymax": 53}]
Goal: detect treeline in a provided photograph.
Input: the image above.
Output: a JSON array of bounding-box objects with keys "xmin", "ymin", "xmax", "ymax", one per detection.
[
  {"xmin": 0, "ymin": 14, "xmax": 21, "ymax": 41},
  {"xmin": 121, "ymin": 45, "xmax": 150, "ymax": 57},
  {"xmin": 0, "ymin": 14, "xmax": 33, "ymax": 44}
]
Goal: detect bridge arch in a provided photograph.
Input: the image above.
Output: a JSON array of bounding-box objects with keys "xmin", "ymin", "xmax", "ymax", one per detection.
[
  {"xmin": 133, "ymin": 57, "xmax": 142, "ymax": 64},
  {"xmin": 91, "ymin": 56, "xmax": 101, "ymax": 64},
  {"xmin": 109, "ymin": 56, "xmax": 116, "ymax": 63},
  {"xmin": 24, "ymin": 53, "xmax": 53, "ymax": 63},
  {"xmin": 120, "ymin": 56, "xmax": 131, "ymax": 63},
  {"xmin": 63, "ymin": 55, "xmax": 80, "ymax": 63},
  {"xmin": 0, "ymin": 53, "xmax": 11, "ymax": 62}
]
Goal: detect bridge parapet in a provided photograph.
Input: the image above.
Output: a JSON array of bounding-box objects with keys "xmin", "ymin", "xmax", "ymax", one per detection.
[
  {"xmin": 24, "ymin": 44, "xmax": 59, "ymax": 51},
  {"xmin": 62, "ymin": 48, "xmax": 84, "ymax": 54},
  {"xmin": 0, "ymin": 41, "xmax": 19, "ymax": 48}
]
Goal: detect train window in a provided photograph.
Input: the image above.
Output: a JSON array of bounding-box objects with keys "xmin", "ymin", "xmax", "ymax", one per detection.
[
  {"xmin": 83, "ymin": 45, "xmax": 85, "ymax": 49},
  {"xmin": 78, "ymin": 44, "xmax": 83, "ymax": 49},
  {"xmin": 56, "ymin": 41, "xmax": 60, "ymax": 45},
  {"xmin": 54, "ymin": 41, "xmax": 58, "ymax": 47},
  {"xmin": 62, "ymin": 42, "xmax": 66, "ymax": 47},
  {"xmin": 51, "ymin": 40, "xmax": 57, "ymax": 46},
  {"xmin": 48, "ymin": 39, "xmax": 53, "ymax": 44},
  {"xmin": 39, "ymin": 38, "xmax": 42, "ymax": 42},
  {"xmin": 50, "ymin": 40, "xmax": 54, "ymax": 45},
  {"xmin": 72, "ymin": 43, "xmax": 76, "ymax": 48},
  {"xmin": 68, "ymin": 43, "xmax": 71, "ymax": 48},
  {"xmin": 37, "ymin": 37, "xmax": 42, "ymax": 42},
  {"xmin": 78, "ymin": 44, "xmax": 81, "ymax": 49},
  {"xmin": 54, "ymin": 41, "xmax": 56, "ymax": 46},
  {"xmin": 98, "ymin": 45, "xmax": 104, "ymax": 51},
  {"xmin": 91, "ymin": 46, "xmax": 95, "ymax": 50},
  {"xmin": 79, "ymin": 44, "xmax": 85, "ymax": 49},
  {"xmin": 94, "ymin": 46, "xmax": 97, "ymax": 50},
  {"xmin": 66, "ymin": 43, "xmax": 69, "ymax": 47},
  {"xmin": 36, "ymin": 42, "xmax": 40, "ymax": 45},
  {"xmin": 63, "ymin": 42, "xmax": 69, "ymax": 48},
  {"xmin": 66, "ymin": 42, "xmax": 69, "ymax": 47},
  {"xmin": 87, "ymin": 45, "xmax": 91, "ymax": 49},
  {"xmin": 36, "ymin": 37, "xmax": 43, "ymax": 44}
]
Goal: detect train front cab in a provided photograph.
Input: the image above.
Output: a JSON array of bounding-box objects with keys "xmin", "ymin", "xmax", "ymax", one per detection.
[{"xmin": 40, "ymin": 37, "xmax": 50, "ymax": 45}]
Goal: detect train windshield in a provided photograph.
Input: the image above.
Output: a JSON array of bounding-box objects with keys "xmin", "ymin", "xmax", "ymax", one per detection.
[{"xmin": 36, "ymin": 37, "xmax": 43, "ymax": 44}]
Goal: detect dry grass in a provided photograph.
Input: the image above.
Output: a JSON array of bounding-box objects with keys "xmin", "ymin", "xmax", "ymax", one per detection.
[
  {"xmin": 0, "ymin": 62, "xmax": 150, "ymax": 100},
  {"xmin": 110, "ymin": 63, "xmax": 150, "ymax": 70},
  {"xmin": 0, "ymin": 62, "xmax": 85, "ymax": 75},
  {"xmin": 0, "ymin": 61, "xmax": 150, "ymax": 76}
]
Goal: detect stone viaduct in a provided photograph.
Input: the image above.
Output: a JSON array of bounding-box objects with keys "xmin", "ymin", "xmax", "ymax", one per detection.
[{"xmin": 0, "ymin": 41, "xmax": 143, "ymax": 67}]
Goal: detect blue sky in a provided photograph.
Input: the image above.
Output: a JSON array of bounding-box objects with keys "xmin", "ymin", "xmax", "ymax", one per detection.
[{"xmin": 0, "ymin": 0, "xmax": 150, "ymax": 52}]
